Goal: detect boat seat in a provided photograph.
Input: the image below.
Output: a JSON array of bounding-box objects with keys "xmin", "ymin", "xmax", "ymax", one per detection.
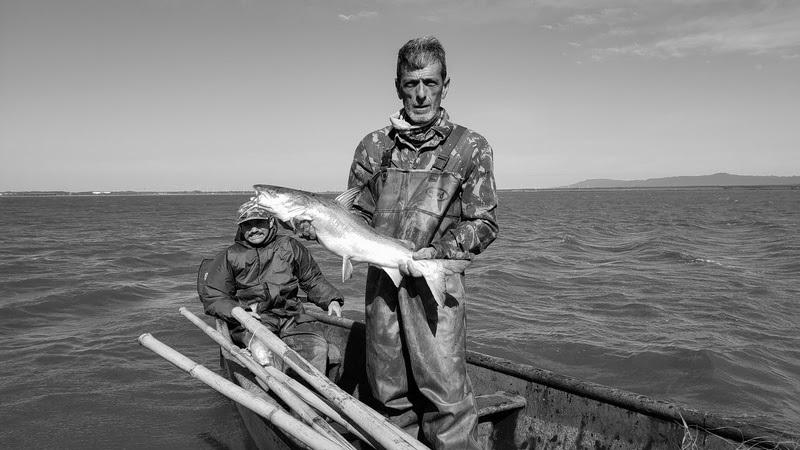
[
  {"xmin": 389, "ymin": 391, "xmax": 526, "ymax": 429},
  {"xmin": 476, "ymin": 391, "xmax": 527, "ymax": 420}
]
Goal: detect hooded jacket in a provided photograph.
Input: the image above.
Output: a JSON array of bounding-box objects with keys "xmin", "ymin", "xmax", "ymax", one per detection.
[{"xmin": 200, "ymin": 230, "xmax": 343, "ymax": 322}]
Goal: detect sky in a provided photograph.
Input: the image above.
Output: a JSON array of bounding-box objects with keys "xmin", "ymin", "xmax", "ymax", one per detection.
[{"xmin": 1, "ymin": 0, "xmax": 798, "ymax": 191}]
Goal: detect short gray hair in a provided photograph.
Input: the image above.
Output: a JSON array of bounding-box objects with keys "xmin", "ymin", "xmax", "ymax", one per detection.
[{"xmin": 396, "ymin": 36, "xmax": 447, "ymax": 80}]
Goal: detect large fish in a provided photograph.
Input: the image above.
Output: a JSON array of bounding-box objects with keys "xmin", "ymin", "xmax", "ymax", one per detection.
[{"xmin": 251, "ymin": 184, "xmax": 470, "ymax": 307}]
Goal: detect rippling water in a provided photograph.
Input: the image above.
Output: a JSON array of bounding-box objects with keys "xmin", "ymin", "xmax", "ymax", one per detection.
[{"xmin": 1, "ymin": 188, "xmax": 798, "ymax": 448}]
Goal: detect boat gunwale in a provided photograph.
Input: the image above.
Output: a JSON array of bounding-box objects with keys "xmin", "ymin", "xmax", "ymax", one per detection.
[
  {"xmin": 213, "ymin": 307, "xmax": 798, "ymax": 450},
  {"xmin": 466, "ymin": 351, "xmax": 798, "ymax": 449},
  {"xmin": 306, "ymin": 309, "xmax": 799, "ymax": 450}
]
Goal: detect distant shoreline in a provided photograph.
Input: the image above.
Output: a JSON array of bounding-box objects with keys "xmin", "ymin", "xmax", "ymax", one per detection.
[
  {"xmin": 0, "ymin": 191, "xmax": 253, "ymax": 197},
  {"xmin": 504, "ymin": 184, "xmax": 800, "ymax": 192},
  {"xmin": 2, "ymin": 184, "xmax": 799, "ymax": 197}
]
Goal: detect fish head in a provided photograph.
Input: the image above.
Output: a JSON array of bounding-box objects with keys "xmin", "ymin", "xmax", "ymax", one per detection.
[{"xmin": 251, "ymin": 184, "xmax": 311, "ymax": 222}]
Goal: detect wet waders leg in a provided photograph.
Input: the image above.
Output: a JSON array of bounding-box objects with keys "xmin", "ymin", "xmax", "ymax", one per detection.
[
  {"xmin": 401, "ymin": 274, "xmax": 479, "ymax": 450},
  {"xmin": 365, "ymin": 266, "xmax": 414, "ymax": 413}
]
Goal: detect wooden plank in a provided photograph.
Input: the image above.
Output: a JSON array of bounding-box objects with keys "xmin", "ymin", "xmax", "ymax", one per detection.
[{"xmin": 476, "ymin": 392, "xmax": 527, "ymax": 418}]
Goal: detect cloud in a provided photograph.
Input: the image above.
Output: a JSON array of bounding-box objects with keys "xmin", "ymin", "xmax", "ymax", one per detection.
[
  {"xmin": 566, "ymin": 14, "xmax": 601, "ymax": 26},
  {"xmin": 337, "ymin": 11, "xmax": 378, "ymax": 22},
  {"xmin": 592, "ymin": 14, "xmax": 800, "ymax": 59},
  {"xmin": 359, "ymin": 0, "xmax": 800, "ymax": 59},
  {"xmin": 572, "ymin": 1, "xmax": 800, "ymax": 59},
  {"xmin": 565, "ymin": 8, "xmax": 637, "ymax": 26}
]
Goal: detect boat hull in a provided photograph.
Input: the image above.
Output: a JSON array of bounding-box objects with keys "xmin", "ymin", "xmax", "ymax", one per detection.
[{"xmin": 216, "ymin": 313, "xmax": 798, "ymax": 450}]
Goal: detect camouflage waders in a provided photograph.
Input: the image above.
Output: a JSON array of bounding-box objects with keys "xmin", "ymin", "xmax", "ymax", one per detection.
[{"xmin": 364, "ymin": 125, "xmax": 481, "ymax": 449}]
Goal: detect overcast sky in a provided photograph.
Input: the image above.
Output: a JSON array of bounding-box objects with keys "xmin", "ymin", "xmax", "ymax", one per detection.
[{"xmin": 1, "ymin": 0, "xmax": 798, "ymax": 191}]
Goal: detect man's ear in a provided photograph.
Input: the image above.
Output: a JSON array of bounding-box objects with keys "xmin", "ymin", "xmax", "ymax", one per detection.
[
  {"xmin": 395, "ymin": 78, "xmax": 402, "ymax": 99},
  {"xmin": 442, "ymin": 76, "xmax": 450, "ymax": 100}
]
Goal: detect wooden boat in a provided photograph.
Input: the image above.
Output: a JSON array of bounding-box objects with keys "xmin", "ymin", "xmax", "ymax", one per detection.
[{"xmin": 214, "ymin": 310, "xmax": 798, "ymax": 450}]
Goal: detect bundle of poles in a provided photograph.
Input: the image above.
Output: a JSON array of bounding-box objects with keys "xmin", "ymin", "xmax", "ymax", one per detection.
[{"xmin": 138, "ymin": 306, "xmax": 428, "ymax": 450}]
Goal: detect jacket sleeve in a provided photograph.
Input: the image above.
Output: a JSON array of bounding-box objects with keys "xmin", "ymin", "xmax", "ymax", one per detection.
[
  {"xmin": 200, "ymin": 250, "xmax": 240, "ymax": 321},
  {"xmin": 430, "ymin": 135, "xmax": 499, "ymax": 259},
  {"xmin": 288, "ymin": 238, "xmax": 344, "ymax": 310},
  {"xmin": 347, "ymin": 134, "xmax": 380, "ymax": 225}
]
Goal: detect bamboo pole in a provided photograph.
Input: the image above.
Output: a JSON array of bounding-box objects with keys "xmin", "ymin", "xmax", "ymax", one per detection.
[
  {"xmin": 216, "ymin": 317, "xmax": 367, "ymax": 441},
  {"xmin": 301, "ymin": 310, "xmax": 428, "ymax": 431},
  {"xmin": 231, "ymin": 307, "xmax": 429, "ymax": 450},
  {"xmin": 137, "ymin": 333, "xmax": 344, "ymax": 450},
  {"xmin": 234, "ymin": 308, "xmax": 393, "ymax": 435},
  {"xmin": 178, "ymin": 308, "xmax": 358, "ymax": 449},
  {"xmin": 212, "ymin": 314, "xmax": 360, "ymax": 434},
  {"xmin": 260, "ymin": 363, "xmax": 372, "ymax": 444},
  {"xmin": 249, "ymin": 366, "xmax": 373, "ymax": 449}
]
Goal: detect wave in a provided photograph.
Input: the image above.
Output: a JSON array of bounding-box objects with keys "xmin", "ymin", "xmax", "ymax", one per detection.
[
  {"xmin": 1, "ymin": 283, "xmax": 160, "ymax": 330},
  {"xmin": 3, "ymin": 188, "xmax": 799, "ymax": 442}
]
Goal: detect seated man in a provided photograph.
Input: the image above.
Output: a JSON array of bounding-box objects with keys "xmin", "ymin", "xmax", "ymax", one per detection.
[{"xmin": 198, "ymin": 200, "xmax": 343, "ymax": 373}]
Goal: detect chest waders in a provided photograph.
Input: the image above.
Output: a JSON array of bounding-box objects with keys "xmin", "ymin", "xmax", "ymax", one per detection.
[{"xmin": 363, "ymin": 125, "xmax": 480, "ymax": 449}]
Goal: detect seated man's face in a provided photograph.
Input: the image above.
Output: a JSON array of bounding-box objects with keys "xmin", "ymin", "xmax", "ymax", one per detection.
[{"xmin": 240, "ymin": 219, "xmax": 273, "ymax": 245}]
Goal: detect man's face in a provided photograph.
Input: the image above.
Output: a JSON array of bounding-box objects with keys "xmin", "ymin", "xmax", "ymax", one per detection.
[
  {"xmin": 239, "ymin": 219, "xmax": 273, "ymax": 245},
  {"xmin": 396, "ymin": 61, "xmax": 449, "ymax": 126}
]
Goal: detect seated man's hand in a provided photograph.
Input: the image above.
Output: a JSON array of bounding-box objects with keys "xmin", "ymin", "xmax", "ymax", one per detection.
[
  {"xmin": 327, "ymin": 301, "xmax": 342, "ymax": 317},
  {"xmin": 398, "ymin": 247, "xmax": 437, "ymax": 277},
  {"xmin": 248, "ymin": 304, "xmax": 261, "ymax": 319},
  {"xmin": 293, "ymin": 219, "xmax": 317, "ymax": 241},
  {"xmin": 249, "ymin": 338, "xmax": 272, "ymax": 366}
]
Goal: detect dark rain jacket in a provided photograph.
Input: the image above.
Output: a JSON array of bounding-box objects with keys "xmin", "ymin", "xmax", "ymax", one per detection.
[{"xmin": 200, "ymin": 231, "xmax": 343, "ymax": 323}]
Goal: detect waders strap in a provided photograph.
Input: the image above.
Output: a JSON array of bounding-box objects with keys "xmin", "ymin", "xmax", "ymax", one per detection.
[
  {"xmin": 380, "ymin": 142, "xmax": 395, "ymax": 183},
  {"xmin": 381, "ymin": 125, "xmax": 468, "ymax": 181},
  {"xmin": 431, "ymin": 125, "xmax": 467, "ymax": 172}
]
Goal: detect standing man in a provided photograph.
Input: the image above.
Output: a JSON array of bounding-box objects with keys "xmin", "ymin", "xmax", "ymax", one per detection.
[
  {"xmin": 199, "ymin": 200, "xmax": 344, "ymax": 374},
  {"xmin": 348, "ymin": 36, "xmax": 498, "ymax": 449}
]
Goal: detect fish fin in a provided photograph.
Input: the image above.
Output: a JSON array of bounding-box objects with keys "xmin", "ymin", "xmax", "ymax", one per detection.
[
  {"xmin": 333, "ymin": 186, "xmax": 362, "ymax": 209},
  {"xmin": 342, "ymin": 256, "xmax": 353, "ymax": 282},
  {"xmin": 439, "ymin": 259, "xmax": 471, "ymax": 275},
  {"xmin": 413, "ymin": 259, "xmax": 471, "ymax": 307},
  {"xmin": 381, "ymin": 266, "xmax": 403, "ymax": 287}
]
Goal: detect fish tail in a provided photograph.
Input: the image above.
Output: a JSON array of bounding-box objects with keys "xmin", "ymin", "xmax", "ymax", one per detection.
[{"xmin": 413, "ymin": 259, "xmax": 470, "ymax": 307}]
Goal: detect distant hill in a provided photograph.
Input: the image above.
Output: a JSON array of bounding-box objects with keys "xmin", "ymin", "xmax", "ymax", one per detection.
[{"xmin": 561, "ymin": 173, "xmax": 800, "ymax": 189}]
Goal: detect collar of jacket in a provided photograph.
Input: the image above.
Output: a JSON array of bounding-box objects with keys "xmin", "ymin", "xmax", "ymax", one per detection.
[{"xmin": 389, "ymin": 108, "xmax": 454, "ymax": 152}]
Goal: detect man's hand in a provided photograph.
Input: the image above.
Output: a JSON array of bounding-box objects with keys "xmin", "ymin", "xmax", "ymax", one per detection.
[
  {"xmin": 327, "ymin": 301, "xmax": 342, "ymax": 317},
  {"xmin": 398, "ymin": 247, "xmax": 437, "ymax": 277},
  {"xmin": 248, "ymin": 304, "xmax": 261, "ymax": 319},
  {"xmin": 294, "ymin": 219, "xmax": 317, "ymax": 241},
  {"xmin": 249, "ymin": 338, "xmax": 272, "ymax": 366}
]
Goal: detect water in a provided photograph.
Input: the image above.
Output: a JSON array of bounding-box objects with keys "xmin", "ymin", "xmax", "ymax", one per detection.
[{"xmin": 1, "ymin": 188, "xmax": 798, "ymax": 448}]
